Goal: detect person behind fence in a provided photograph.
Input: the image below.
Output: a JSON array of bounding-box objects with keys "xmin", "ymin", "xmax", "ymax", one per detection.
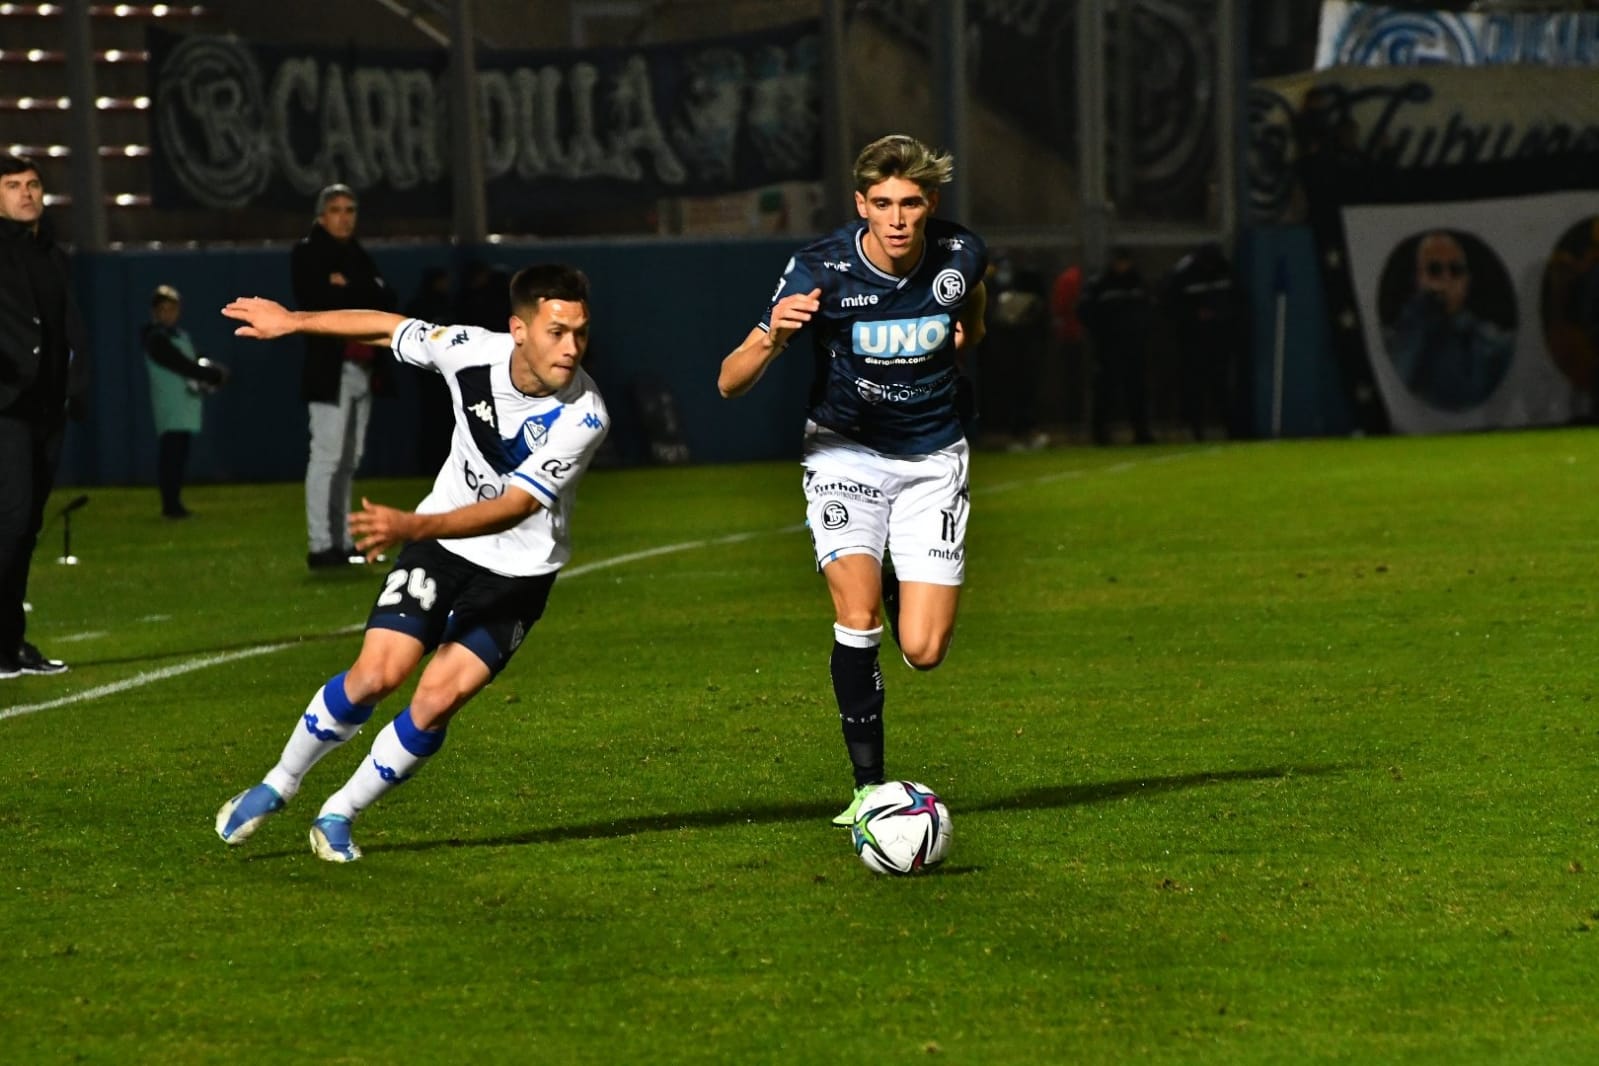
[
  {"xmin": 0, "ymin": 154, "xmax": 87, "ymax": 679},
  {"xmin": 1382, "ymin": 230, "xmax": 1513, "ymax": 411},
  {"xmin": 292, "ymin": 182, "xmax": 396, "ymax": 569},
  {"xmin": 1163, "ymin": 241, "xmax": 1242, "ymax": 441},
  {"xmin": 1077, "ymin": 246, "xmax": 1154, "ymax": 445},
  {"xmin": 214, "ymin": 263, "xmax": 609, "ymax": 863},
  {"xmin": 142, "ymin": 285, "xmax": 228, "ymax": 519},
  {"xmin": 984, "ymin": 250, "xmax": 1050, "ymax": 451}
]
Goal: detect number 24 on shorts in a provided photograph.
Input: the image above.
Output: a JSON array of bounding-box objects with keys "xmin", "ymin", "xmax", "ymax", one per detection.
[{"xmin": 377, "ymin": 568, "xmax": 439, "ymax": 612}]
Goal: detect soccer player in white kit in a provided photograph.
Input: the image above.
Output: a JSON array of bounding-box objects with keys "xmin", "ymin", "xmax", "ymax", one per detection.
[
  {"xmin": 718, "ymin": 135, "xmax": 989, "ymax": 826},
  {"xmin": 214, "ymin": 264, "xmax": 608, "ymax": 863}
]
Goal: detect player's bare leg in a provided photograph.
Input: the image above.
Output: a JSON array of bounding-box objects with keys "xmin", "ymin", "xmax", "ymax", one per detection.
[
  {"xmin": 893, "ymin": 581, "xmax": 960, "ymax": 671},
  {"xmin": 215, "ymin": 629, "xmax": 424, "ymax": 846}
]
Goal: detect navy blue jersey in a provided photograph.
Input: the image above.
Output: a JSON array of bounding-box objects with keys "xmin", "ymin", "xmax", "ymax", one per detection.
[{"xmin": 759, "ymin": 217, "xmax": 988, "ymax": 455}]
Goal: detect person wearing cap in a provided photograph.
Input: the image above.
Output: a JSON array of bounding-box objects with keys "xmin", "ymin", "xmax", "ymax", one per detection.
[
  {"xmin": 290, "ymin": 183, "xmax": 396, "ymax": 569},
  {"xmin": 142, "ymin": 284, "xmax": 228, "ymax": 519}
]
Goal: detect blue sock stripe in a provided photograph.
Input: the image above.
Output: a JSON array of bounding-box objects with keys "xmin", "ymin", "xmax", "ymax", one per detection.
[
  {"xmin": 322, "ymin": 672, "xmax": 374, "ymax": 725},
  {"xmin": 392, "ymin": 707, "xmax": 446, "ymax": 757}
]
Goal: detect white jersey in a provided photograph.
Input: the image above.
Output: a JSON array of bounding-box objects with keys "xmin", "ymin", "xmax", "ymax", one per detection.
[{"xmin": 389, "ymin": 317, "xmax": 609, "ymax": 578}]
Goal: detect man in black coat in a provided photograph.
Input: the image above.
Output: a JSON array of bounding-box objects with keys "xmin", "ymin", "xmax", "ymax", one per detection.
[
  {"xmin": 291, "ymin": 183, "xmax": 396, "ymax": 569},
  {"xmin": 1078, "ymin": 247, "xmax": 1155, "ymax": 445},
  {"xmin": 0, "ymin": 156, "xmax": 87, "ymax": 677}
]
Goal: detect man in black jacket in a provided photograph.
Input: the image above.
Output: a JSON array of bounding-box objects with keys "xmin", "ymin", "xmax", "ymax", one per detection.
[
  {"xmin": 291, "ymin": 184, "xmax": 395, "ymax": 569},
  {"xmin": 0, "ymin": 156, "xmax": 86, "ymax": 677},
  {"xmin": 1078, "ymin": 247, "xmax": 1155, "ymax": 445}
]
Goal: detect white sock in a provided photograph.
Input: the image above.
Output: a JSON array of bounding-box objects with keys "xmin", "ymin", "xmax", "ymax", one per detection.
[
  {"xmin": 263, "ymin": 673, "xmax": 372, "ymax": 801},
  {"xmin": 318, "ymin": 709, "xmax": 445, "ymax": 822}
]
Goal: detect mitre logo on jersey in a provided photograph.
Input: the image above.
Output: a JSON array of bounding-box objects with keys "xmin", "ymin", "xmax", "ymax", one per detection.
[
  {"xmin": 939, "ymin": 237, "xmax": 965, "ymax": 252},
  {"xmin": 840, "ymin": 293, "xmax": 878, "ymax": 308},
  {"xmin": 932, "ymin": 268, "xmax": 966, "ymax": 306},
  {"xmin": 851, "ymin": 314, "xmax": 951, "ymax": 359},
  {"xmin": 823, "ymin": 260, "xmax": 852, "ymax": 272}
]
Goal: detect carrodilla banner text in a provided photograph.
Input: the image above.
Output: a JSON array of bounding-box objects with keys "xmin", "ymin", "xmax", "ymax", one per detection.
[{"xmin": 147, "ymin": 23, "xmax": 821, "ymax": 229}]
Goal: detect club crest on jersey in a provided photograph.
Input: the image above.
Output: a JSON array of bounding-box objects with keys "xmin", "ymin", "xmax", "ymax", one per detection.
[
  {"xmin": 852, "ymin": 314, "xmax": 951, "ymax": 359},
  {"xmin": 932, "ymin": 268, "xmax": 966, "ymax": 306},
  {"xmin": 516, "ymin": 409, "xmax": 562, "ymax": 456}
]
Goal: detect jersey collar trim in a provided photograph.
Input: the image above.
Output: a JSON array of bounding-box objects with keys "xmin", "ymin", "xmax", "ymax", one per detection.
[{"xmin": 853, "ymin": 225, "xmax": 919, "ymax": 288}]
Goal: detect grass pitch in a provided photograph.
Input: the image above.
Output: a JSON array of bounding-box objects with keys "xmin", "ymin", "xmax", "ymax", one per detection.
[{"xmin": 2, "ymin": 431, "xmax": 1597, "ymax": 1063}]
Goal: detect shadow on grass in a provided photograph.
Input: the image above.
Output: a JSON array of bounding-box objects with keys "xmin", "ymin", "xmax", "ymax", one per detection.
[
  {"xmin": 244, "ymin": 763, "xmax": 1349, "ymax": 861},
  {"xmin": 966, "ymin": 763, "xmax": 1351, "ymax": 813}
]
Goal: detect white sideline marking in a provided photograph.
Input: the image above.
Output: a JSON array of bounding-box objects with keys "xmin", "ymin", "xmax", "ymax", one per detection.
[
  {"xmin": 57, "ymin": 630, "xmax": 109, "ymax": 644},
  {"xmin": 1, "ymin": 644, "xmax": 289, "ymax": 721},
  {"xmin": 3, "ymin": 451, "xmax": 1190, "ymax": 722}
]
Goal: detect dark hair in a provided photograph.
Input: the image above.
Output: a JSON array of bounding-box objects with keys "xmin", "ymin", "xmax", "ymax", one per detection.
[
  {"xmin": 508, "ymin": 263, "xmax": 590, "ymax": 318},
  {"xmin": 0, "ymin": 154, "xmax": 40, "ymax": 179}
]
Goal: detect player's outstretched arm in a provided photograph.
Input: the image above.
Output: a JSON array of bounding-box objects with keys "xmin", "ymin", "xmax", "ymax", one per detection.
[
  {"xmin": 718, "ymin": 287, "xmax": 821, "ymax": 398},
  {"xmin": 348, "ymin": 491, "xmax": 542, "ymax": 561},
  {"xmin": 222, "ymin": 296, "xmax": 403, "ymax": 347}
]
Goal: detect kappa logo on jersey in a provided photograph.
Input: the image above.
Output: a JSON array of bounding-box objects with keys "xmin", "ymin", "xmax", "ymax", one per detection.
[
  {"xmin": 581, "ymin": 412, "xmax": 604, "ymax": 430},
  {"xmin": 821, "ymin": 501, "xmax": 850, "ymax": 530},
  {"xmin": 469, "ymin": 400, "xmax": 495, "ymax": 425},
  {"xmin": 851, "ymin": 314, "xmax": 951, "ymax": 359},
  {"xmin": 932, "ymin": 268, "xmax": 966, "ymax": 307},
  {"xmin": 449, "ymin": 330, "xmax": 470, "ymax": 347}
]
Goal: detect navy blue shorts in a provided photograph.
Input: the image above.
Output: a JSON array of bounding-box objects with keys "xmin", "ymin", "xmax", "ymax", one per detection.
[{"xmin": 365, "ymin": 540, "xmax": 556, "ymax": 675}]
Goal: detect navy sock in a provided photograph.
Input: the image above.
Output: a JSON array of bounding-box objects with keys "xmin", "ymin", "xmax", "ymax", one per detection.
[{"xmin": 831, "ymin": 624, "xmax": 885, "ymax": 788}]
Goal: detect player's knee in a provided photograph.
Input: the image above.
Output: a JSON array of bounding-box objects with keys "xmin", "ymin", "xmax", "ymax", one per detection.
[
  {"xmin": 344, "ymin": 659, "xmax": 408, "ymax": 704},
  {"xmin": 898, "ymin": 632, "xmax": 952, "ymax": 671}
]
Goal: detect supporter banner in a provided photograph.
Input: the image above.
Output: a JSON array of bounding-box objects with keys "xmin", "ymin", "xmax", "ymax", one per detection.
[
  {"xmin": 1316, "ymin": 1, "xmax": 1599, "ymax": 68},
  {"xmin": 1343, "ymin": 192, "xmax": 1599, "ymax": 434},
  {"xmin": 147, "ymin": 23, "xmax": 821, "ymax": 228},
  {"xmin": 1247, "ymin": 66, "xmax": 1599, "ymax": 224}
]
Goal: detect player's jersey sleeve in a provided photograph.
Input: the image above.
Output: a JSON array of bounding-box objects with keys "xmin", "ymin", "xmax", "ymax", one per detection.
[
  {"xmin": 390, "ymin": 318, "xmax": 490, "ymax": 373},
  {"xmin": 507, "ymin": 398, "xmax": 610, "ymax": 507},
  {"xmin": 756, "ymin": 253, "xmax": 821, "ymax": 333}
]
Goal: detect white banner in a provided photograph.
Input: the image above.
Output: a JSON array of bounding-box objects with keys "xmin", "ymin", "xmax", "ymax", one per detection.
[
  {"xmin": 1343, "ymin": 191, "xmax": 1599, "ymax": 433},
  {"xmin": 1317, "ymin": 1, "xmax": 1599, "ymax": 68}
]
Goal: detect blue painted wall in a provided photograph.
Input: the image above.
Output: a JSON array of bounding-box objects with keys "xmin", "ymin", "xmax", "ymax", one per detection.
[
  {"xmin": 60, "ymin": 239, "xmax": 813, "ymax": 486},
  {"xmin": 1236, "ymin": 225, "xmax": 1354, "ymax": 438}
]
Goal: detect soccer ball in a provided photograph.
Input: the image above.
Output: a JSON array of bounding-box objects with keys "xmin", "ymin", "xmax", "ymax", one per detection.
[{"xmin": 850, "ymin": 780, "xmax": 951, "ymax": 875}]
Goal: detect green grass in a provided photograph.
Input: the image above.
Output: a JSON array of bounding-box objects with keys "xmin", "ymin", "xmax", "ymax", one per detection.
[{"xmin": 3, "ymin": 431, "xmax": 1597, "ymax": 1063}]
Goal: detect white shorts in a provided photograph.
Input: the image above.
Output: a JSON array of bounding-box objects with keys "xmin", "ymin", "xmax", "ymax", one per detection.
[{"xmin": 801, "ymin": 422, "xmax": 970, "ymax": 586}]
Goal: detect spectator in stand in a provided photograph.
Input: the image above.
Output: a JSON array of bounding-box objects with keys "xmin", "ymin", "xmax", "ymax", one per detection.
[{"xmin": 984, "ymin": 251, "xmax": 1050, "ymax": 451}]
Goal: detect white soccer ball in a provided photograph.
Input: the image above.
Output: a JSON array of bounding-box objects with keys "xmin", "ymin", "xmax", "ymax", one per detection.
[{"xmin": 850, "ymin": 780, "xmax": 951, "ymax": 875}]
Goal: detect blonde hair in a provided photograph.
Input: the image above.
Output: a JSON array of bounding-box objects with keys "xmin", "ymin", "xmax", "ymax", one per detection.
[{"xmin": 852, "ymin": 134, "xmax": 954, "ymax": 195}]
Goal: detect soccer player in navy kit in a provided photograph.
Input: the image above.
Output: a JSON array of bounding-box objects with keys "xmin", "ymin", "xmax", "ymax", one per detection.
[
  {"xmin": 213, "ymin": 265, "xmax": 609, "ymax": 862},
  {"xmin": 718, "ymin": 134, "xmax": 988, "ymax": 825}
]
